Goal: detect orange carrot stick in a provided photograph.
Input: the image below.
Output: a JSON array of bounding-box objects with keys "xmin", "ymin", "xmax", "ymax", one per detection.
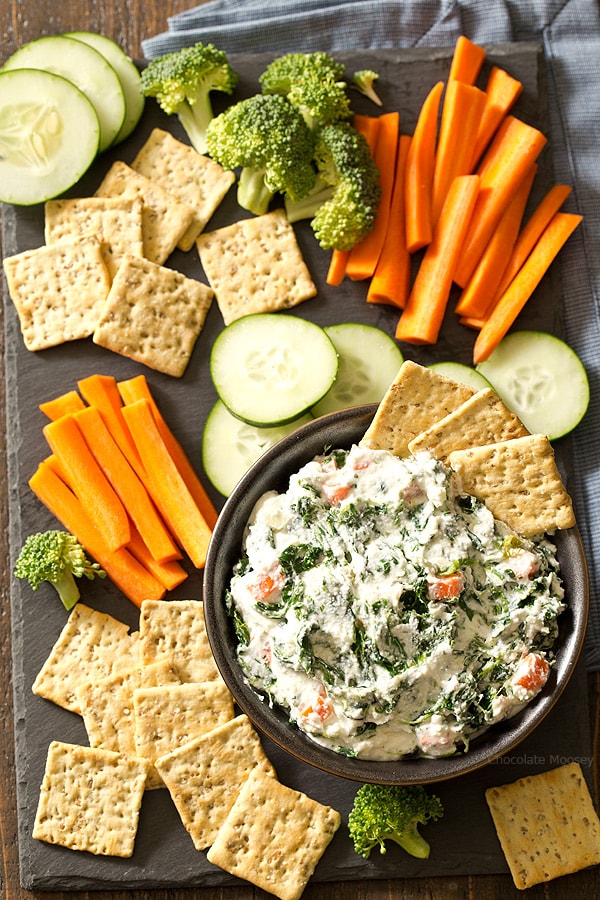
[
  {"xmin": 121, "ymin": 398, "xmax": 213, "ymax": 569},
  {"xmin": 346, "ymin": 110, "xmax": 400, "ymax": 280},
  {"xmin": 471, "ymin": 66, "xmax": 523, "ymax": 166},
  {"xmin": 77, "ymin": 373, "xmax": 144, "ymax": 478},
  {"xmin": 29, "ymin": 459, "xmax": 165, "ymax": 607},
  {"xmin": 431, "ymin": 80, "xmax": 486, "ymax": 226},
  {"xmin": 453, "ymin": 116, "xmax": 547, "ymax": 287},
  {"xmin": 404, "ymin": 80, "xmax": 444, "ymax": 252},
  {"xmin": 448, "ymin": 35, "xmax": 486, "ymax": 84},
  {"xmin": 74, "ymin": 405, "xmax": 181, "ymax": 564},
  {"xmin": 39, "ymin": 390, "xmax": 86, "ymax": 421},
  {"xmin": 459, "ymin": 316, "xmax": 485, "ymax": 330},
  {"xmin": 395, "ymin": 174, "xmax": 480, "ymax": 345},
  {"xmin": 367, "ymin": 134, "xmax": 412, "ymax": 308},
  {"xmin": 454, "ymin": 163, "xmax": 536, "ymax": 319},
  {"xmin": 492, "ymin": 183, "xmax": 572, "ymax": 301},
  {"xmin": 473, "ymin": 211, "xmax": 583, "ymax": 364},
  {"xmin": 116, "ymin": 374, "xmax": 219, "ymax": 530},
  {"xmin": 126, "ymin": 525, "xmax": 188, "ymax": 592},
  {"xmin": 353, "ymin": 113, "xmax": 381, "ymax": 152},
  {"xmin": 43, "ymin": 414, "xmax": 131, "ymax": 553},
  {"xmin": 326, "ymin": 249, "xmax": 351, "ymax": 286}
]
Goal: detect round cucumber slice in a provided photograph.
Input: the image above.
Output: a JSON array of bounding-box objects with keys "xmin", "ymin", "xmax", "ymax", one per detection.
[
  {"xmin": 476, "ymin": 331, "xmax": 589, "ymax": 439},
  {"xmin": 2, "ymin": 35, "xmax": 126, "ymax": 152},
  {"xmin": 66, "ymin": 31, "xmax": 145, "ymax": 144},
  {"xmin": 429, "ymin": 361, "xmax": 492, "ymax": 392},
  {"xmin": 210, "ymin": 314, "xmax": 338, "ymax": 426},
  {"xmin": 311, "ymin": 322, "xmax": 403, "ymax": 417},
  {"xmin": 202, "ymin": 400, "xmax": 313, "ymax": 497},
  {"xmin": 0, "ymin": 68, "xmax": 100, "ymax": 206}
]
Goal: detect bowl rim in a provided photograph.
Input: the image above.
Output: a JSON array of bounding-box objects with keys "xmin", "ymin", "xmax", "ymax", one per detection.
[{"xmin": 203, "ymin": 404, "xmax": 590, "ymax": 784}]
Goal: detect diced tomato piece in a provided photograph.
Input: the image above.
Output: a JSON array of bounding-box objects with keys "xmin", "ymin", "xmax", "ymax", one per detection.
[
  {"xmin": 250, "ymin": 568, "xmax": 283, "ymax": 601},
  {"xmin": 428, "ymin": 572, "xmax": 464, "ymax": 600},
  {"xmin": 300, "ymin": 691, "xmax": 333, "ymax": 722},
  {"xmin": 513, "ymin": 653, "xmax": 550, "ymax": 691},
  {"xmin": 322, "ymin": 483, "xmax": 352, "ymax": 506}
]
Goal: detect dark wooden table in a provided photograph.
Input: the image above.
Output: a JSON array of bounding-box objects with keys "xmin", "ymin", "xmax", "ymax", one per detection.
[{"xmin": 1, "ymin": 2, "xmax": 599, "ymax": 898}]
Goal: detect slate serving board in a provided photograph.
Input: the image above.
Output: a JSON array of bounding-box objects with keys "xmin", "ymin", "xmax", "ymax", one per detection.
[{"xmin": 2, "ymin": 44, "xmax": 593, "ymax": 890}]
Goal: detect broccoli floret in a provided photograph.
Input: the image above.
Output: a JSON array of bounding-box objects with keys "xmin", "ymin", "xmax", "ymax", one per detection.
[
  {"xmin": 285, "ymin": 120, "xmax": 381, "ymax": 251},
  {"xmin": 259, "ymin": 51, "xmax": 352, "ymax": 130},
  {"xmin": 348, "ymin": 784, "xmax": 444, "ymax": 860},
  {"xmin": 14, "ymin": 530, "xmax": 106, "ymax": 610},
  {"xmin": 206, "ymin": 92, "xmax": 317, "ymax": 215},
  {"xmin": 140, "ymin": 42, "xmax": 239, "ymax": 154},
  {"xmin": 351, "ymin": 69, "xmax": 383, "ymax": 107}
]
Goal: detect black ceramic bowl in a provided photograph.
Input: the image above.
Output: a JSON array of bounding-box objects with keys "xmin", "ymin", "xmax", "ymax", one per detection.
[{"xmin": 203, "ymin": 405, "xmax": 589, "ymax": 784}]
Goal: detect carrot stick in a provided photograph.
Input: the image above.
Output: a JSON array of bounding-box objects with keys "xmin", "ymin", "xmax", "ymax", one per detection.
[
  {"xmin": 77, "ymin": 374, "xmax": 144, "ymax": 478},
  {"xmin": 29, "ymin": 459, "xmax": 165, "ymax": 607},
  {"xmin": 473, "ymin": 211, "xmax": 583, "ymax": 364},
  {"xmin": 43, "ymin": 414, "xmax": 131, "ymax": 553},
  {"xmin": 353, "ymin": 113, "xmax": 381, "ymax": 152},
  {"xmin": 74, "ymin": 405, "xmax": 181, "ymax": 564},
  {"xmin": 431, "ymin": 80, "xmax": 486, "ymax": 226},
  {"xmin": 459, "ymin": 316, "xmax": 485, "ymax": 330},
  {"xmin": 492, "ymin": 183, "xmax": 572, "ymax": 301},
  {"xmin": 471, "ymin": 66, "xmax": 523, "ymax": 166},
  {"xmin": 404, "ymin": 80, "xmax": 444, "ymax": 252},
  {"xmin": 345, "ymin": 111, "xmax": 400, "ymax": 280},
  {"xmin": 326, "ymin": 249, "xmax": 350, "ymax": 286},
  {"xmin": 126, "ymin": 525, "xmax": 188, "ymax": 592},
  {"xmin": 121, "ymin": 398, "xmax": 213, "ymax": 569},
  {"xmin": 448, "ymin": 35, "xmax": 486, "ymax": 84},
  {"xmin": 395, "ymin": 174, "xmax": 480, "ymax": 345},
  {"xmin": 454, "ymin": 163, "xmax": 536, "ymax": 319},
  {"xmin": 116, "ymin": 374, "xmax": 219, "ymax": 529},
  {"xmin": 453, "ymin": 116, "xmax": 547, "ymax": 287},
  {"xmin": 367, "ymin": 134, "xmax": 412, "ymax": 308},
  {"xmin": 39, "ymin": 390, "xmax": 86, "ymax": 421}
]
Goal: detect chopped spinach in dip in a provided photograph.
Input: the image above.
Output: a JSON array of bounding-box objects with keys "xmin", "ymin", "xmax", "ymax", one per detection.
[{"xmin": 226, "ymin": 444, "xmax": 565, "ymax": 759}]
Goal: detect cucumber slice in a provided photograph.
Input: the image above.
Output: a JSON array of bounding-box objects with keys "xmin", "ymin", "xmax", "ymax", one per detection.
[
  {"xmin": 210, "ymin": 313, "xmax": 338, "ymax": 426},
  {"xmin": 476, "ymin": 331, "xmax": 589, "ymax": 439},
  {"xmin": 66, "ymin": 31, "xmax": 145, "ymax": 144},
  {"xmin": 311, "ymin": 322, "xmax": 403, "ymax": 417},
  {"xmin": 2, "ymin": 35, "xmax": 126, "ymax": 152},
  {"xmin": 0, "ymin": 68, "xmax": 100, "ymax": 206},
  {"xmin": 429, "ymin": 361, "xmax": 492, "ymax": 392},
  {"xmin": 202, "ymin": 400, "xmax": 313, "ymax": 497}
]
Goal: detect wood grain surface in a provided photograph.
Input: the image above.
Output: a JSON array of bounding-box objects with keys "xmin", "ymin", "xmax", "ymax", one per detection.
[{"xmin": 0, "ymin": 3, "xmax": 598, "ymax": 899}]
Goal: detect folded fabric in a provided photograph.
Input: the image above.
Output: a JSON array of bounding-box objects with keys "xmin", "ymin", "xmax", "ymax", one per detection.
[{"xmin": 142, "ymin": 0, "xmax": 600, "ymax": 669}]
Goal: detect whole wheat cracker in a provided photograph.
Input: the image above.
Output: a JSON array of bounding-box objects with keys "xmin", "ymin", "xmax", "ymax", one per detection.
[
  {"xmin": 138, "ymin": 598, "xmax": 222, "ymax": 684},
  {"xmin": 155, "ymin": 714, "xmax": 277, "ymax": 850},
  {"xmin": 207, "ymin": 765, "xmax": 341, "ymax": 900},
  {"xmin": 131, "ymin": 127, "xmax": 235, "ymax": 250}
]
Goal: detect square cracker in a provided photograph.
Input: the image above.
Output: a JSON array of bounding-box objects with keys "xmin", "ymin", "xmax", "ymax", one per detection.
[
  {"xmin": 44, "ymin": 196, "xmax": 144, "ymax": 279},
  {"xmin": 76, "ymin": 659, "xmax": 181, "ymax": 758},
  {"xmin": 485, "ymin": 763, "xmax": 600, "ymax": 889},
  {"xmin": 92, "ymin": 254, "xmax": 214, "ymax": 377},
  {"xmin": 131, "ymin": 128, "xmax": 235, "ymax": 251},
  {"xmin": 448, "ymin": 433, "xmax": 575, "ymax": 536},
  {"xmin": 155, "ymin": 714, "xmax": 277, "ymax": 850},
  {"xmin": 207, "ymin": 766, "xmax": 341, "ymax": 900},
  {"xmin": 361, "ymin": 360, "xmax": 475, "ymax": 457},
  {"xmin": 3, "ymin": 237, "xmax": 110, "ymax": 351},
  {"xmin": 32, "ymin": 603, "xmax": 139, "ymax": 714},
  {"xmin": 196, "ymin": 208, "xmax": 317, "ymax": 325},
  {"xmin": 408, "ymin": 388, "xmax": 530, "ymax": 461},
  {"xmin": 94, "ymin": 160, "xmax": 194, "ymax": 264},
  {"xmin": 133, "ymin": 681, "xmax": 234, "ymax": 788},
  {"xmin": 138, "ymin": 598, "xmax": 222, "ymax": 684},
  {"xmin": 33, "ymin": 740, "xmax": 149, "ymax": 857}
]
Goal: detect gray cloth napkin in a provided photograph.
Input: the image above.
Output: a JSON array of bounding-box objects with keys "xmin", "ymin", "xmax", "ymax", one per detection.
[{"xmin": 143, "ymin": 0, "xmax": 600, "ymax": 670}]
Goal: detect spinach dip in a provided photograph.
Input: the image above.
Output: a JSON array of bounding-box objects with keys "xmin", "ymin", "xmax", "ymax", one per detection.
[{"xmin": 226, "ymin": 444, "xmax": 565, "ymax": 759}]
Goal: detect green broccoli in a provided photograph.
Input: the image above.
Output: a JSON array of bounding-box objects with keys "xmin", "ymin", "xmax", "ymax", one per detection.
[
  {"xmin": 140, "ymin": 42, "xmax": 239, "ymax": 154},
  {"xmin": 206, "ymin": 92, "xmax": 317, "ymax": 215},
  {"xmin": 351, "ymin": 69, "xmax": 383, "ymax": 106},
  {"xmin": 259, "ymin": 51, "xmax": 352, "ymax": 130},
  {"xmin": 285, "ymin": 120, "xmax": 381, "ymax": 251},
  {"xmin": 14, "ymin": 530, "xmax": 106, "ymax": 610},
  {"xmin": 347, "ymin": 784, "xmax": 444, "ymax": 860}
]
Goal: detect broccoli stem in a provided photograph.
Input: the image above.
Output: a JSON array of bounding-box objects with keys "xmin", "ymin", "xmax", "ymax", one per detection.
[
  {"xmin": 53, "ymin": 569, "xmax": 81, "ymax": 611},
  {"xmin": 237, "ymin": 166, "xmax": 275, "ymax": 215},
  {"xmin": 392, "ymin": 827, "xmax": 431, "ymax": 859},
  {"xmin": 284, "ymin": 178, "xmax": 335, "ymax": 223},
  {"xmin": 176, "ymin": 94, "xmax": 214, "ymax": 154}
]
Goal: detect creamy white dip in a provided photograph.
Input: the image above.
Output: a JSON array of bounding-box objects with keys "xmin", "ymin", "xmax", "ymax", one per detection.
[{"xmin": 227, "ymin": 444, "xmax": 565, "ymax": 760}]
